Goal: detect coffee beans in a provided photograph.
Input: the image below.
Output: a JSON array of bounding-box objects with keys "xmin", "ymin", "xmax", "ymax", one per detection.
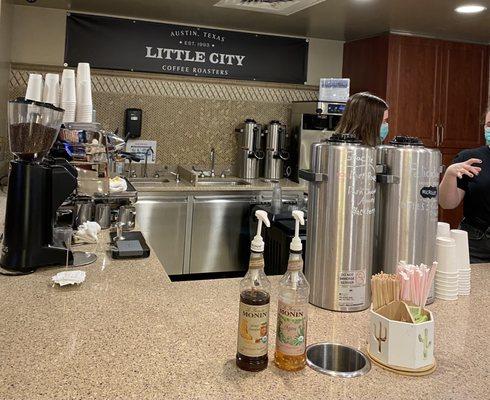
[{"xmin": 9, "ymin": 122, "xmax": 58, "ymax": 161}]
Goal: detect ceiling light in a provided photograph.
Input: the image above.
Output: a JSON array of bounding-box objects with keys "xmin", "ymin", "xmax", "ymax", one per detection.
[
  {"xmin": 455, "ymin": 4, "xmax": 487, "ymax": 14},
  {"xmin": 214, "ymin": 0, "xmax": 327, "ymax": 16}
]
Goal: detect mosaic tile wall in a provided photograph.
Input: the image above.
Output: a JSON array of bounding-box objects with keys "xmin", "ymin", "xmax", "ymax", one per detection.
[{"xmin": 9, "ymin": 65, "xmax": 317, "ymax": 169}]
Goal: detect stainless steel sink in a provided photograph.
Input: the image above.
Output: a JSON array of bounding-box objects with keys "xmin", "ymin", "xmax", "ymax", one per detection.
[
  {"xmin": 130, "ymin": 178, "xmax": 171, "ymax": 184},
  {"xmin": 306, "ymin": 343, "xmax": 371, "ymax": 378},
  {"xmin": 195, "ymin": 178, "xmax": 251, "ymax": 186},
  {"xmin": 130, "ymin": 178, "xmax": 175, "ymax": 189}
]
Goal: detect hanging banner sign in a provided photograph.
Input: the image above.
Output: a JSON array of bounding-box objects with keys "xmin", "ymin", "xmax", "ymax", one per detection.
[{"xmin": 64, "ymin": 13, "xmax": 309, "ymax": 84}]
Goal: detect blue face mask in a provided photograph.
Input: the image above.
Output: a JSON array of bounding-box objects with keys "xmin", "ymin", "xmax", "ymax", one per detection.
[
  {"xmin": 485, "ymin": 126, "xmax": 490, "ymax": 145},
  {"xmin": 380, "ymin": 123, "xmax": 389, "ymax": 142}
]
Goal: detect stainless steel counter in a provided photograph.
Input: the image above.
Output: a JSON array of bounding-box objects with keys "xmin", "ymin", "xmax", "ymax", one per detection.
[{"xmin": 134, "ymin": 188, "xmax": 305, "ymax": 276}]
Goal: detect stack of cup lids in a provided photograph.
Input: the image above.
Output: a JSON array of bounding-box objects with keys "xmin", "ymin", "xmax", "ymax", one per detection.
[
  {"xmin": 42, "ymin": 73, "xmax": 60, "ymax": 107},
  {"xmin": 25, "ymin": 73, "xmax": 43, "ymax": 102},
  {"xmin": 451, "ymin": 229, "xmax": 471, "ymax": 296},
  {"xmin": 76, "ymin": 62, "xmax": 93, "ymax": 123},
  {"xmin": 61, "ymin": 69, "xmax": 76, "ymax": 123},
  {"xmin": 435, "ymin": 236, "xmax": 458, "ymax": 301}
]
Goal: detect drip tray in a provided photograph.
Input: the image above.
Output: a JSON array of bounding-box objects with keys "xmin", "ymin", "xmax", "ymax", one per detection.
[{"xmin": 306, "ymin": 343, "xmax": 371, "ymax": 378}]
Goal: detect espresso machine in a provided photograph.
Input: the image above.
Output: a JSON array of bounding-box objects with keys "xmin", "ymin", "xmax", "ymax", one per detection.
[
  {"xmin": 264, "ymin": 120, "xmax": 289, "ymax": 180},
  {"xmin": 0, "ymin": 98, "xmax": 78, "ymax": 275},
  {"xmin": 288, "ymin": 101, "xmax": 345, "ymax": 182},
  {"xmin": 235, "ymin": 119, "xmax": 264, "ymax": 179}
]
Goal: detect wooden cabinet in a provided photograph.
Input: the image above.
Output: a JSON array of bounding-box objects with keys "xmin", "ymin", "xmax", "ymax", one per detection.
[
  {"xmin": 343, "ymin": 34, "xmax": 489, "ymax": 226},
  {"xmin": 343, "ymin": 34, "xmax": 488, "ymax": 150},
  {"xmin": 438, "ymin": 42, "xmax": 489, "ymax": 149},
  {"xmin": 386, "ymin": 35, "xmax": 442, "ymax": 147}
]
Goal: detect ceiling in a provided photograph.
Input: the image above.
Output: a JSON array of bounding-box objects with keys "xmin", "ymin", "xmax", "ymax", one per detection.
[{"xmin": 11, "ymin": 0, "xmax": 490, "ymax": 43}]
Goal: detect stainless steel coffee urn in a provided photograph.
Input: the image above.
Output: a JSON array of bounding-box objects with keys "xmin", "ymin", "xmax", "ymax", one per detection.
[
  {"xmin": 264, "ymin": 121, "xmax": 289, "ymax": 180},
  {"xmin": 235, "ymin": 119, "xmax": 264, "ymax": 179},
  {"xmin": 375, "ymin": 136, "xmax": 442, "ymax": 274},
  {"xmin": 300, "ymin": 134, "xmax": 377, "ymax": 312}
]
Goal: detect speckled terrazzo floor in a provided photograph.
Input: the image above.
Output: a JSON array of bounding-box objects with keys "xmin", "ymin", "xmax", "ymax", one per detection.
[{"xmin": 0, "ymin": 194, "xmax": 488, "ymax": 400}]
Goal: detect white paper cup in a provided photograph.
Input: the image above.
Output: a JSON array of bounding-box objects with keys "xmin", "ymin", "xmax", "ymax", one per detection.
[
  {"xmin": 436, "ymin": 277, "xmax": 458, "ymax": 283},
  {"xmin": 76, "ymin": 104, "xmax": 93, "ymax": 110},
  {"xmin": 437, "ymin": 222, "xmax": 451, "ymax": 238},
  {"xmin": 435, "ymin": 282, "xmax": 458, "ymax": 291},
  {"xmin": 436, "ymin": 269, "xmax": 459, "ymax": 276},
  {"xmin": 76, "ymin": 109, "xmax": 93, "ymax": 123},
  {"xmin": 436, "ymin": 269, "xmax": 459, "ymax": 277},
  {"xmin": 435, "ymin": 279, "xmax": 458, "ymax": 286},
  {"xmin": 25, "ymin": 73, "xmax": 43, "ymax": 102},
  {"xmin": 450, "ymin": 229, "xmax": 470, "ymax": 270},
  {"xmin": 435, "ymin": 238, "xmax": 458, "ymax": 273},
  {"xmin": 436, "ymin": 291, "xmax": 458, "ymax": 299},
  {"xmin": 77, "ymin": 63, "xmax": 91, "ymax": 83},
  {"xmin": 436, "ymin": 294, "xmax": 458, "ymax": 301},
  {"xmin": 43, "ymin": 73, "xmax": 60, "ymax": 107},
  {"xmin": 61, "ymin": 68, "xmax": 75, "ymax": 82},
  {"xmin": 61, "ymin": 72, "xmax": 76, "ymax": 103},
  {"xmin": 62, "ymin": 112, "xmax": 76, "ymax": 123},
  {"xmin": 77, "ymin": 81, "xmax": 92, "ymax": 105},
  {"xmin": 436, "ymin": 277, "xmax": 458, "ymax": 284}
]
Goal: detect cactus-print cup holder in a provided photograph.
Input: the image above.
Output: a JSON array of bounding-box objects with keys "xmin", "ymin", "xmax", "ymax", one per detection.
[{"xmin": 367, "ymin": 304, "xmax": 435, "ymax": 375}]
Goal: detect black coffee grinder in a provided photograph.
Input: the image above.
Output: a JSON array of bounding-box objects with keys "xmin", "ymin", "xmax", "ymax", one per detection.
[{"xmin": 0, "ymin": 98, "xmax": 77, "ymax": 275}]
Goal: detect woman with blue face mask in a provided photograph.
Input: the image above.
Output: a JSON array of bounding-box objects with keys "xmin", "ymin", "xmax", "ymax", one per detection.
[
  {"xmin": 335, "ymin": 92, "xmax": 389, "ymax": 146},
  {"xmin": 439, "ymin": 107, "xmax": 490, "ymax": 263}
]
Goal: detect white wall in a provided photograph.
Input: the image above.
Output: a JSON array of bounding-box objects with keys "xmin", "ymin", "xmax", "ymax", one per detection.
[
  {"xmin": 11, "ymin": 5, "xmax": 66, "ymax": 66},
  {"xmin": 0, "ymin": 0, "xmax": 12, "ymax": 172},
  {"xmin": 0, "ymin": 0, "xmax": 12, "ymax": 152},
  {"xmin": 306, "ymin": 38, "xmax": 344, "ymax": 84},
  {"xmin": 10, "ymin": 5, "xmax": 344, "ymax": 85}
]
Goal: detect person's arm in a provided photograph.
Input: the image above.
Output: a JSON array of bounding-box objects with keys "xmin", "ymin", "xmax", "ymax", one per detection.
[{"xmin": 439, "ymin": 158, "xmax": 482, "ymax": 209}]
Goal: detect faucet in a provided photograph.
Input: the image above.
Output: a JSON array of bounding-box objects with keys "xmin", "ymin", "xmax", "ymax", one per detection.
[
  {"xmin": 210, "ymin": 148, "xmax": 216, "ymax": 177},
  {"xmin": 170, "ymin": 171, "xmax": 181, "ymax": 183},
  {"xmin": 143, "ymin": 147, "xmax": 154, "ymax": 178},
  {"xmin": 192, "ymin": 165, "xmax": 205, "ymax": 178},
  {"xmin": 220, "ymin": 168, "xmax": 231, "ymax": 178}
]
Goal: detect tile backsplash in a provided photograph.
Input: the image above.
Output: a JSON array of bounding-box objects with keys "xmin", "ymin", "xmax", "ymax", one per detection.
[{"xmin": 9, "ymin": 65, "xmax": 317, "ymax": 169}]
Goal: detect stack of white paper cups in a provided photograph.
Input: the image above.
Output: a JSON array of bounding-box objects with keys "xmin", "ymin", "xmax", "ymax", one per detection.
[
  {"xmin": 61, "ymin": 69, "xmax": 77, "ymax": 123},
  {"xmin": 435, "ymin": 237, "xmax": 459, "ymax": 300},
  {"xmin": 451, "ymin": 229, "xmax": 471, "ymax": 295},
  {"xmin": 437, "ymin": 222, "xmax": 451, "ymax": 238},
  {"xmin": 25, "ymin": 73, "xmax": 43, "ymax": 102},
  {"xmin": 42, "ymin": 73, "xmax": 60, "ymax": 107},
  {"xmin": 76, "ymin": 63, "xmax": 93, "ymax": 123}
]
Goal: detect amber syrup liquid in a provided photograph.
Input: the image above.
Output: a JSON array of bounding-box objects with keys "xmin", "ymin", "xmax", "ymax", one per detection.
[
  {"xmin": 236, "ymin": 289, "xmax": 270, "ymax": 372},
  {"xmin": 274, "ymin": 350, "xmax": 306, "ymax": 371}
]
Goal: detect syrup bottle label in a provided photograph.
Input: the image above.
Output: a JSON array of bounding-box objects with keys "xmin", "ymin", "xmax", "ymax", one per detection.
[
  {"xmin": 237, "ymin": 302, "xmax": 270, "ymax": 357},
  {"xmin": 276, "ymin": 300, "xmax": 307, "ymax": 356}
]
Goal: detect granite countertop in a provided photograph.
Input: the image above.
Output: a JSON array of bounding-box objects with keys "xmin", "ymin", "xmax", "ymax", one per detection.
[
  {"xmin": 0, "ymin": 220, "xmax": 488, "ymax": 400},
  {"xmin": 131, "ymin": 177, "xmax": 307, "ymax": 193}
]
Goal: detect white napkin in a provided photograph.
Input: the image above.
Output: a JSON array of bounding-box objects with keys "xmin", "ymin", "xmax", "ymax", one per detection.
[
  {"xmin": 52, "ymin": 270, "xmax": 86, "ymax": 286},
  {"xmin": 109, "ymin": 176, "xmax": 128, "ymax": 193},
  {"xmin": 74, "ymin": 221, "xmax": 101, "ymax": 244}
]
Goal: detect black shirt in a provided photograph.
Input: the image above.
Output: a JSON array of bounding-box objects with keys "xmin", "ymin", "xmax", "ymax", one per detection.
[{"xmin": 454, "ymin": 146, "xmax": 490, "ymax": 224}]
